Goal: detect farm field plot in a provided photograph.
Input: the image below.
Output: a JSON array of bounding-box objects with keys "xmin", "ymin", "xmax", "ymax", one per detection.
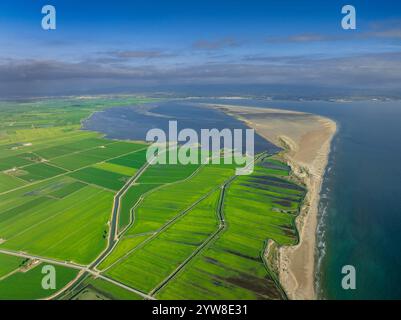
[
  {"xmin": 93, "ymin": 162, "xmax": 137, "ymax": 176},
  {"xmin": 0, "ymin": 132, "xmax": 108, "ymax": 168},
  {"xmin": 0, "ymin": 96, "xmax": 158, "ymax": 299},
  {"xmin": 48, "ymin": 181, "xmax": 87, "ymax": 199},
  {"xmin": 0, "ymin": 176, "xmax": 114, "ymax": 264},
  {"xmin": 156, "ymin": 157, "xmax": 305, "ymax": 300},
  {"xmin": 12, "ymin": 162, "xmax": 67, "ymax": 183},
  {"xmin": 0, "ymin": 97, "xmax": 153, "ymax": 134},
  {"xmin": 0, "ymin": 172, "xmax": 26, "ymax": 193},
  {"xmin": 107, "ymin": 148, "xmax": 148, "ymax": 169},
  {"xmin": 34, "ymin": 137, "xmax": 114, "ymax": 160},
  {"xmin": 103, "ymin": 163, "xmax": 236, "ymax": 292},
  {"xmin": 50, "ymin": 142, "xmax": 146, "ymax": 171},
  {"xmin": 117, "ymin": 183, "xmax": 161, "ymax": 231},
  {"xmin": 106, "ymin": 190, "xmax": 221, "ymax": 292},
  {"xmin": 67, "ymin": 277, "xmax": 143, "ymax": 300},
  {"xmin": 69, "ymin": 167, "xmax": 130, "ymax": 191},
  {"xmin": 117, "ymin": 160, "xmax": 200, "ymax": 231},
  {"xmin": 126, "ymin": 164, "xmax": 235, "ymax": 236},
  {"xmin": 0, "ymin": 154, "xmax": 35, "ymax": 171},
  {"xmin": 0, "ymin": 96, "xmax": 308, "ymax": 300},
  {"xmin": 0, "ymin": 253, "xmax": 24, "ymax": 278},
  {"xmin": 0, "ymin": 263, "xmax": 79, "ymax": 300},
  {"xmin": 98, "ymin": 234, "xmax": 151, "ymax": 270},
  {"xmin": 138, "ymin": 163, "xmax": 200, "ymax": 184}
]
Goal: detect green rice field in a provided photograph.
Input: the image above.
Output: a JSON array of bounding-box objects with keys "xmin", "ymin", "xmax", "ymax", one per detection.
[
  {"xmin": 0, "ymin": 263, "xmax": 79, "ymax": 300},
  {"xmin": 0, "ymin": 253, "xmax": 24, "ymax": 278},
  {"xmin": 0, "ymin": 96, "xmax": 306, "ymax": 300},
  {"xmin": 155, "ymin": 157, "xmax": 305, "ymax": 300},
  {"xmin": 65, "ymin": 276, "xmax": 143, "ymax": 300}
]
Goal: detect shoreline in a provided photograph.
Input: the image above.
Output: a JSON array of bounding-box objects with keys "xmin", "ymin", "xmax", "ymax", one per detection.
[
  {"xmin": 278, "ymin": 122, "xmax": 336, "ymax": 300},
  {"xmin": 207, "ymin": 103, "xmax": 337, "ymax": 300}
]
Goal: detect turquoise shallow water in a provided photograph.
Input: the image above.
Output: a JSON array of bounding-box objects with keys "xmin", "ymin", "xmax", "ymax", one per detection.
[{"xmin": 86, "ymin": 98, "xmax": 401, "ymax": 299}]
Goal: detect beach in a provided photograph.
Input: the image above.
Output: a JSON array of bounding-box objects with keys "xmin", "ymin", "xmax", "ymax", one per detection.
[{"xmin": 208, "ymin": 104, "xmax": 337, "ymax": 300}]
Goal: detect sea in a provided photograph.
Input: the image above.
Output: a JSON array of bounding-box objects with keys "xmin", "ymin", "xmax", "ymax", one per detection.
[{"xmin": 84, "ymin": 98, "xmax": 401, "ymax": 299}]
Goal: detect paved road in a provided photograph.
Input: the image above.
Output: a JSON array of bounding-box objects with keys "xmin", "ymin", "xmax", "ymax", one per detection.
[
  {"xmin": 0, "ymin": 248, "xmax": 155, "ymax": 300},
  {"xmin": 0, "ymin": 249, "xmax": 85, "ymax": 271}
]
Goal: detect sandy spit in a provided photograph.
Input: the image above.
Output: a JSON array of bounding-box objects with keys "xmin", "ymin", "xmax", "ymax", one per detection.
[{"xmin": 207, "ymin": 103, "xmax": 337, "ymax": 300}]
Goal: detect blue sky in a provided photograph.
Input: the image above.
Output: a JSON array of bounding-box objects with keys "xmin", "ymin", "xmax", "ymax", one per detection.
[{"xmin": 1, "ymin": 0, "xmax": 401, "ymax": 97}]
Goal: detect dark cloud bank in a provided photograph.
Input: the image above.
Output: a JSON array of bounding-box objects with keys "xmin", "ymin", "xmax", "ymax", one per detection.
[{"xmin": 1, "ymin": 50, "xmax": 401, "ymax": 99}]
